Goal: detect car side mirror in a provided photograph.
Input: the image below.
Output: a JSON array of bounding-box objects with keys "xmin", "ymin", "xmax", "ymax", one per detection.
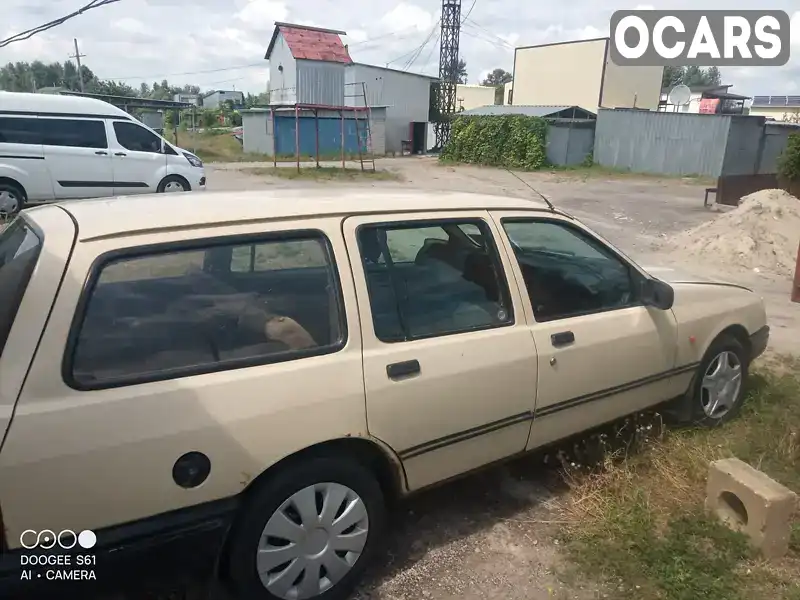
[{"xmin": 642, "ymin": 277, "xmax": 675, "ymax": 310}]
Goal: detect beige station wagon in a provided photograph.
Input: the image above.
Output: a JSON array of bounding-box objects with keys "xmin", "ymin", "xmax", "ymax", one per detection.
[{"xmin": 0, "ymin": 190, "xmax": 768, "ymax": 600}]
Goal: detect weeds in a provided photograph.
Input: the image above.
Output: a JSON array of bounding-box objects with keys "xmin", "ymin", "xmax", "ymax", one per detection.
[
  {"xmin": 247, "ymin": 166, "xmax": 401, "ymax": 182},
  {"xmin": 561, "ymin": 358, "xmax": 800, "ymax": 600}
]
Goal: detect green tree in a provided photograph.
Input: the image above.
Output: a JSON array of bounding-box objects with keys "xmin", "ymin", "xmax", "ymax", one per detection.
[
  {"xmin": 457, "ymin": 58, "xmax": 468, "ymax": 84},
  {"xmin": 661, "ymin": 65, "xmax": 723, "ymax": 89},
  {"xmin": 481, "ymin": 68, "xmax": 513, "ymax": 105}
]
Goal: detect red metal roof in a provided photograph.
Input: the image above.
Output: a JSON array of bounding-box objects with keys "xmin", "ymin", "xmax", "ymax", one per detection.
[{"xmin": 267, "ymin": 24, "xmax": 352, "ymax": 64}]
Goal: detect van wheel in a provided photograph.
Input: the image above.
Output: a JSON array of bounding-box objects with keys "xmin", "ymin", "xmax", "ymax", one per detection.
[
  {"xmin": 0, "ymin": 182, "xmax": 25, "ymax": 218},
  {"xmin": 226, "ymin": 458, "xmax": 385, "ymax": 600},
  {"xmin": 157, "ymin": 175, "xmax": 190, "ymax": 193}
]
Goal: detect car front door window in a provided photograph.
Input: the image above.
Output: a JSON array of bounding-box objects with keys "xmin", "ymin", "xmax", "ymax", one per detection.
[
  {"xmin": 113, "ymin": 122, "xmax": 162, "ymax": 153},
  {"xmin": 502, "ymin": 220, "xmax": 637, "ymax": 322}
]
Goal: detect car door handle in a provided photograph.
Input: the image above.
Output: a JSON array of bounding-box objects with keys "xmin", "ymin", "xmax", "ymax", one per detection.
[
  {"xmin": 94, "ymin": 150, "xmax": 108, "ymax": 155},
  {"xmin": 114, "ymin": 152, "xmax": 127, "ymax": 157},
  {"xmin": 387, "ymin": 359, "xmax": 421, "ymax": 380},
  {"xmin": 551, "ymin": 331, "xmax": 575, "ymax": 347}
]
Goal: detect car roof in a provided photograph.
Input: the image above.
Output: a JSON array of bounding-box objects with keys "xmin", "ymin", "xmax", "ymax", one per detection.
[
  {"xmin": 49, "ymin": 189, "xmax": 557, "ymax": 241},
  {"xmin": 0, "ymin": 91, "xmax": 131, "ymax": 119}
]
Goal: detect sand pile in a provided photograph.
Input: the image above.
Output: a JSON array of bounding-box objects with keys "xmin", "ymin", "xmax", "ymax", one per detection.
[{"xmin": 668, "ymin": 189, "xmax": 800, "ymax": 277}]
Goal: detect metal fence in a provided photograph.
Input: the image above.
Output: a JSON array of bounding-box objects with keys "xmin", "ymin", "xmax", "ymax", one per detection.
[{"xmin": 593, "ymin": 109, "xmax": 800, "ymax": 178}]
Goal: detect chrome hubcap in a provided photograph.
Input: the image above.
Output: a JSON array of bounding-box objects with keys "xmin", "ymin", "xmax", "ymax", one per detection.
[
  {"xmin": 257, "ymin": 482, "xmax": 369, "ymax": 600},
  {"xmin": 0, "ymin": 190, "xmax": 19, "ymax": 215},
  {"xmin": 701, "ymin": 350, "xmax": 743, "ymax": 419},
  {"xmin": 163, "ymin": 181, "xmax": 186, "ymax": 193}
]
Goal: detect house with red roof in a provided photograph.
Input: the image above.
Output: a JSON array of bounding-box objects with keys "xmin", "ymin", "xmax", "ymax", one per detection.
[{"xmin": 265, "ymin": 22, "xmax": 353, "ymax": 107}]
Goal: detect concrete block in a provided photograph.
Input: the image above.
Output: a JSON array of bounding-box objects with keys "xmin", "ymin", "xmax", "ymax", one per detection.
[{"xmin": 706, "ymin": 457, "xmax": 797, "ymax": 559}]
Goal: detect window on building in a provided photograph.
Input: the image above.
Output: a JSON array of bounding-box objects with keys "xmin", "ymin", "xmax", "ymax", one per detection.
[
  {"xmin": 68, "ymin": 233, "xmax": 344, "ymax": 388},
  {"xmin": 358, "ymin": 219, "xmax": 513, "ymax": 342}
]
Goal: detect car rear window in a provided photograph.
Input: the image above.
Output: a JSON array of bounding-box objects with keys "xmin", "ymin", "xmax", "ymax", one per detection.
[{"xmin": 0, "ymin": 218, "xmax": 43, "ymax": 357}]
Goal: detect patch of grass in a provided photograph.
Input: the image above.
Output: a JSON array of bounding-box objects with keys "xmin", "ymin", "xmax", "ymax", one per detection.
[
  {"xmin": 561, "ymin": 360, "xmax": 800, "ymax": 600},
  {"xmin": 174, "ymin": 131, "xmax": 271, "ymax": 163},
  {"xmin": 548, "ymin": 164, "xmax": 715, "ymax": 186},
  {"xmin": 247, "ymin": 166, "xmax": 402, "ymax": 182}
]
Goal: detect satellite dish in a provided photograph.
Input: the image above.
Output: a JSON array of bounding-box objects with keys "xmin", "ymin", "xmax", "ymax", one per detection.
[{"xmin": 668, "ymin": 84, "xmax": 691, "ymax": 107}]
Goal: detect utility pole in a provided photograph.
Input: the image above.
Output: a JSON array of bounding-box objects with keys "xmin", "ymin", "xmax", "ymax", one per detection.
[
  {"xmin": 69, "ymin": 38, "xmax": 86, "ymax": 92},
  {"xmin": 433, "ymin": 0, "xmax": 462, "ymax": 150}
]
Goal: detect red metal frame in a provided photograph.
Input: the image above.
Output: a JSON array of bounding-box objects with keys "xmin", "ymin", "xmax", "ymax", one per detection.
[{"xmin": 792, "ymin": 242, "xmax": 800, "ymax": 303}]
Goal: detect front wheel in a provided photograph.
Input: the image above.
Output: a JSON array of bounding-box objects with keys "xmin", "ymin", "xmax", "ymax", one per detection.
[
  {"xmin": 225, "ymin": 457, "xmax": 386, "ymax": 600},
  {"xmin": 157, "ymin": 175, "xmax": 190, "ymax": 193},
  {"xmin": 0, "ymin": 182, "xmax": 25, "ymax": 218},
  {"xmin": 677, "ymin": 334, "xmax": 749, "ymax": 427}
]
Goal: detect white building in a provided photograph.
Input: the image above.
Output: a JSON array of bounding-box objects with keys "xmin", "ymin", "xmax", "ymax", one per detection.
[
  {"xmin": 512, "ymin": 37, "xmax": 663, "ymax": 112},
  {"xmin": 658, "ymin": 84, "xmax": 749, "ymax": 115}
]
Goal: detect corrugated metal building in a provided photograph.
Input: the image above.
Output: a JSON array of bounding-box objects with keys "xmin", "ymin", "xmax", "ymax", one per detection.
[
  {"xmin": 241, "ymin": 107, "xmax": 387, "ymax": 157},
  {"xmin": 593, "ymin": 109, "xmax": 800, "ymax": 177},
  {"xmin": 345, "ymin": 63, "xmax": 436, "ymax": 154},
  {"xmin": 456, "ymin": 105, "xmax": 597, "ymax": 166},
  {"xmin": 512, "ymin": 38, "xmax": 663, "ymax": 112},
  {"xmin": 260, "ymin": 22, "xmax": 435, "ymax": 156}
]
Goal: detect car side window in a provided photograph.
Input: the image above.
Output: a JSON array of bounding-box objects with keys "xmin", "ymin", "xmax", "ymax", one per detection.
[
  {"xmin": 0, "ymin": 117, "xmax": 41, "ymax": 145},
  {"xmin": 358, "ymin": 219, "xmax": 513, "ymax": 342},
  {"xmin": 230, "ymin": 239, "xmax": 328, "ymax": 272},
  {"xmin": 40, "ymin": 118, "xmax": 107, "ymax": 149},
  {"xmin": 113, "ymin": 122, "xmax": 162, "ymax": 153},
  {"xmin": 68, "ymin": 233, "xmax": 344, "ymax": 389},
  {"xmin": 502, "ymin": 219, "xmax": 637, "ymax": 322}
]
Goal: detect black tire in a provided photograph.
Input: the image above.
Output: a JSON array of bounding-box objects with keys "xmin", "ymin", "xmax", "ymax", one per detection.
[
  {"xmin": 157, "ymin": 175, "xmax": 190, "ymax": 193},
  {"xmin": 674, "ymin": 334, "xmax": 749, "ymax": 427},
  {"xmin": 225, "ymin": 457, "xmax": 386, "ymax": 600},
  {"xmin": 0, "ymin": 181, "xmax": 26, "ymax": 218}
]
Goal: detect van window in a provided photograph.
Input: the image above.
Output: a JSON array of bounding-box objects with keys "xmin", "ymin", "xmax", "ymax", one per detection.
[
  {"xmin": 113, "ymin": 122, "xmax": 162, "ymax": 153},
  {"xmin": 40, "ymin": 119, "xmax": 107, "ymax": 149},
  {"xmin": 0, "ymin": 219, "xmax": 42, "ymax": 357},
  {"xmin": 67, "ymin": 233, "xmax": 345, "ymax": 388},
  {"xmin": 0, "ymin": 117, "xmax": 41, "ymax": 145}
]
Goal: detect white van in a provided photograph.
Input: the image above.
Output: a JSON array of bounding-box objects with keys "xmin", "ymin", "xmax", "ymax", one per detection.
[{"xmin": 0, "ymin": 92, "xmax": 206, "ymax": 216}]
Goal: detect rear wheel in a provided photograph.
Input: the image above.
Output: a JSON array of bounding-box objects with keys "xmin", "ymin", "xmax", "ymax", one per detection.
[
  {"xmin": 157, "ymin": 175, "xmax": 190, "ymax": 193},
  {"xmin": 0, "ymin": 181, "xmax": 25, "ymax": 218},
  {"xmin": 225, "ymin": 457, "xmax": 385, "ymax": 600}
]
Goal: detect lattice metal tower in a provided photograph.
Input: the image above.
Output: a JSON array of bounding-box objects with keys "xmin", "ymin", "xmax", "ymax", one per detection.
[{"xmin": 433, "ymin": 0, "xmax": 462, "ymax": 149}]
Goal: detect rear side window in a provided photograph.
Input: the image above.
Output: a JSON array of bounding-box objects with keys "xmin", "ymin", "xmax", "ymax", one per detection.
[
  {"xmin": 358, "ymin": 219, "xmax": 513, "ymax": 342},
  {"xmin": 0, "ymin": 117, "xmax": 41, "ymax": 145},
  {"xmin": 113, "ymin": 122, "xmax": 162, "ymax": 153},
  {"xmin": 0, "ymin": 219, "xmax": 42, "ymax": 357},
  {"xmin": 40, "ymin": 118, "xmax": 107, "ymax": 149},
  {"xmin": 66, "ymin": 232, "xmax": 346, "ymax": 389}
]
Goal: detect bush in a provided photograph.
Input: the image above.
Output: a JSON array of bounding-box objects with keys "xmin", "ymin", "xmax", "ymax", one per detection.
[
  {"xmin": 778, "ymin": 132, "xmax": 800, "ymax": 181},
  {"xmin": 440, "ymin": 115, "xmax": 548, "ymax": 170}
]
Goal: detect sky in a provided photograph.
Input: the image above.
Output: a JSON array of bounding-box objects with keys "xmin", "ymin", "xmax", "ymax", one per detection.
[{"xmin": 1, "ymin": 0, "xmax": 799, "ymax": 97}]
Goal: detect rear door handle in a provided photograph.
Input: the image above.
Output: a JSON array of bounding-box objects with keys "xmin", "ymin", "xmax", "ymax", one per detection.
[
  {"xmin": 551, "ymin": 331, "xmax": 575, "ymax": 347},
  {"xmin": 114, "ymin": 152, "xmax": 127, "ymax": 157},
  {"xmin": 95, "ymin": 150, "xmax": 108, "ymax": 155},
  {"xmin": 387, "ymin": 359, "xmax": 420, "ymax": 380}
]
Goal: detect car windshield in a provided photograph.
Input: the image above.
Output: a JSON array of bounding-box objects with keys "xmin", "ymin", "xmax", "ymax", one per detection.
[{"xmin": 0, "ymin": 218, "xmax": 42, "ymax": 357}]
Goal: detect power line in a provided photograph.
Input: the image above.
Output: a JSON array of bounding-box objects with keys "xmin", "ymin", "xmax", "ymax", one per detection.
[
  {"xmin": 419, "ymin": 31, "xmax": 442, "ymax": 71},
  {"xmin": 108, "ymin": 62, "xmax": 266, "ymax": 81},
  {"xmin": 463, "ymin": 18, "xmax": 514, "ymax": 49},
  {"xmin": 460, "ymin": 27, "xmax": 513, "ymax": 51},
  {"xmin": 402, "ymin": 20, "xmax": 442, "ymax": 71},
  {"xmin": 0, "ymin": 0, "xmax": 122, "ymax": 48},
  {"xmin": 460, "ymin": 0, "xmax": 478, "ymax": 24}
]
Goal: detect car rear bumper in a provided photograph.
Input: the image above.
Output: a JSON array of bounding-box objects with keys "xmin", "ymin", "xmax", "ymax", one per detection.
[{"xmin": 749, "ymin": 325, "xmax": 769, "ymax": 361}]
